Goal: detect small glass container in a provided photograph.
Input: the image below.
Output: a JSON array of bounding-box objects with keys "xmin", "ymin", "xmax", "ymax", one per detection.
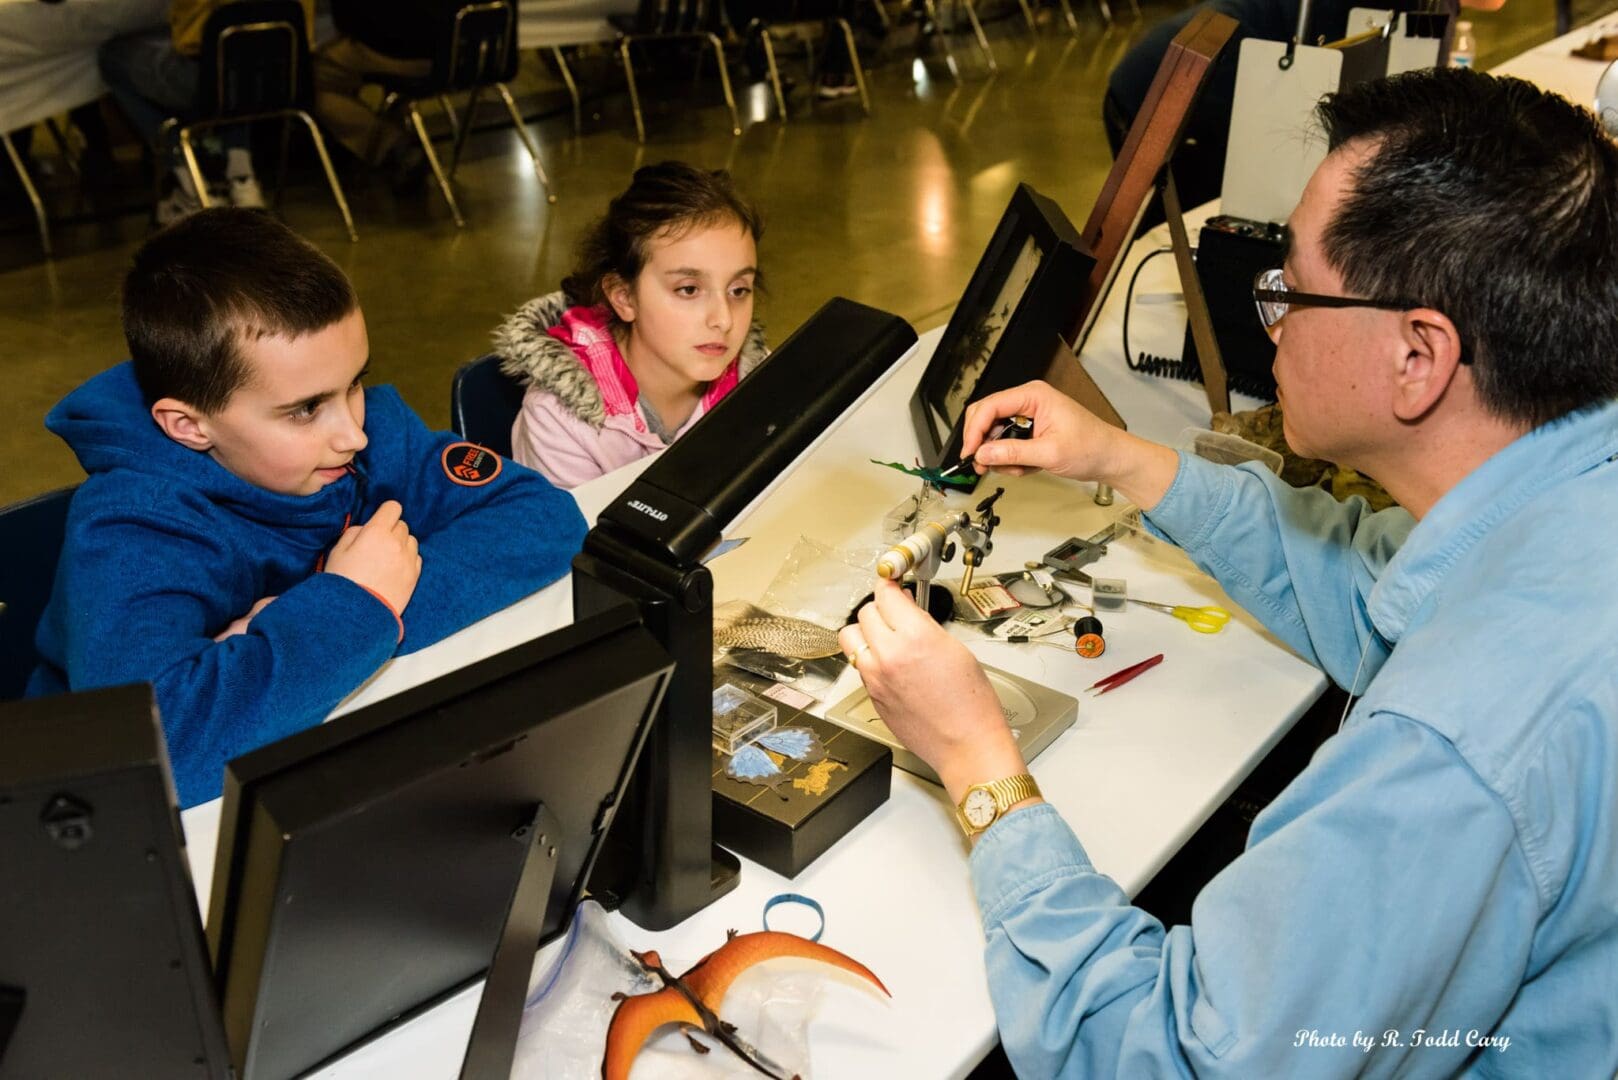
[{"xmin": 712, "ymin": 683, "xmax": 780, "ymax": 754}]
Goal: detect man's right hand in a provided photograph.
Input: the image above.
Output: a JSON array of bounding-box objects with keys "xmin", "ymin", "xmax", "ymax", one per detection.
[
  {"xmin": 324, "ymin": 499, "xmax": 422, "ymax": 615},
  {"xmin": 960, "ymin": 380, "xmax": 1181, "ymax": 511}
]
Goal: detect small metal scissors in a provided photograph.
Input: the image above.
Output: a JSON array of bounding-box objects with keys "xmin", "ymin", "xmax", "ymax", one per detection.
[{"xmin": 1128, "ymin": 599, "xmax": 1231, "ymax": 634}]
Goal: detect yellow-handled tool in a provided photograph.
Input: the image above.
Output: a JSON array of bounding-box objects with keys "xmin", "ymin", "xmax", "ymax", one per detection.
[{"xmin": 1128, "ymin": 599, "xmax": 1230, "ymax": 634}]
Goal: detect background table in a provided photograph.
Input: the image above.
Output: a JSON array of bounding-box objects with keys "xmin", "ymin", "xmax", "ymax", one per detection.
[{"xmin": 0, "ymin": 0, "xmax": 167, "ymax": 136}]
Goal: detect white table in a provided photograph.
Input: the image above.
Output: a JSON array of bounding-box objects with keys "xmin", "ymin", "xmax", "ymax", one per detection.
[
  {"xmin": 180, "ymin": 279, "xmax": 1320, "ymax": 1077},
  {"xmin": 1489, "ymin": 9, "xmax": 1618, "ymax": 103}
]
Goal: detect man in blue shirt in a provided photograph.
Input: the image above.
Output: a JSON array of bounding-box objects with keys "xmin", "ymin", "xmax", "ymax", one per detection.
[{"xmin": 842, "ymin": 68, "xmax": 1618, "ymax": 1076}]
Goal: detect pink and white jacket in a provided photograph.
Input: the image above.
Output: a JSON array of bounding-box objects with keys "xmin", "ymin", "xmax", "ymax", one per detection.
[{"xmin": 493, "ymin": 292, "xmax": 768, "ymax": 489}]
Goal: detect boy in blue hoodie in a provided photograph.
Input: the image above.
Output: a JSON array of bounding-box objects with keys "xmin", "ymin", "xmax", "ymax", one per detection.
[{"xmin": 29, "ymin": 208, "xmax": 588, "ymax": 808}]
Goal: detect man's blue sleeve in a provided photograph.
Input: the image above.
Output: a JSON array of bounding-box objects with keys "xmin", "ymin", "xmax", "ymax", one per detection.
[
  {"xmin": 1142, "ymin": 452, "xmax": 1414, "ymax": 688},
  {"xmin": 361, "ymin": 388, "xmax": 588, "ymax": 654},
  {"xmin": 970, "ymin": 713, "xmax": 1537, "ymax": 1079},
  {"xmin": 46, "ymin": 513, "xmax": 399, "ymax": 808}
]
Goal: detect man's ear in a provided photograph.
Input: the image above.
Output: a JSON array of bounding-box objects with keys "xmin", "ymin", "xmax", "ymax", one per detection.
[
  {"xmin": 603, "ymin": 273, "xmax": 637, "ymax": 324},
  {"xmin": 1393, "ymin": 309, "xmax": 1466, "ymax": 423},
  {"xmin": 150, "ymin": 397, "xmax": 214, "ymax": 452}
]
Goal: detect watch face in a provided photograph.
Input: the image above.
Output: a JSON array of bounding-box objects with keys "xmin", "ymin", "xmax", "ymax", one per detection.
[{"xmin": 963, "ymin": 789, "xmax": 997, "ymax": 829}]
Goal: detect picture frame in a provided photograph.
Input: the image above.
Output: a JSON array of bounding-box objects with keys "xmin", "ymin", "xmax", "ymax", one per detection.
[{"xmin": 910, "ymin": 183, "xmax": 1096, "ymax": 477}]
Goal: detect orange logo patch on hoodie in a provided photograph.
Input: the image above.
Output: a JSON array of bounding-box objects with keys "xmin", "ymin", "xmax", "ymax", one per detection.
[{"xmin": 442, "ymin": 442, "xmax": 502, "ymax": 486}]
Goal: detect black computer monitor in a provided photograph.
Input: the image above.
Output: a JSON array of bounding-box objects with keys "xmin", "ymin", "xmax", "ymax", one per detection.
[
  {"xmin": 574, "ymin": 297, "xmax": 917, "ymax": 931},
  {"xmin": 0, "ymin": 684, "xmax": 231, "ymax": 1080},
  {"xmin": 205, "ymin": 607, "xmax": 672, "ymax": 1080}
]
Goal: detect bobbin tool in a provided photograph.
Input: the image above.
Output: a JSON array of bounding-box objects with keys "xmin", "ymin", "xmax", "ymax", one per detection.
[{"xmin": 936, "ymin": 414, "xmax": 1035, "ymax": 482}]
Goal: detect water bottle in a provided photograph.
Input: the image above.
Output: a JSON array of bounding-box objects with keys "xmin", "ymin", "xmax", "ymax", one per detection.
[{"xmin": 1451, "ymin": 20, "xmax": 1476, "ymax": 67}]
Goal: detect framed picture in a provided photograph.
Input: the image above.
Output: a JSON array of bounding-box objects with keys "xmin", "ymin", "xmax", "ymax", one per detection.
[{"xmin": 910, "ymin": 183, "xmax": 1095, "ymax": 476}]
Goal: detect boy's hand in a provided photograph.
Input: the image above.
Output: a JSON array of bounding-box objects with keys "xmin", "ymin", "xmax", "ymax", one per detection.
[
  {"xmin": 324, "ymin": 500, "xmax": 422, "ymax": 615},
  {"xmin": 213, "ymin": 595, "xmax": 277, "ymax": 642}
]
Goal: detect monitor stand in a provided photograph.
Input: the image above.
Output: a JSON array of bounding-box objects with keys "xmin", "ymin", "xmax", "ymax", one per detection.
[
  {"xmin": 458, "ymin": 802, "xmax": 561, "ymax": 1080},
  {"xmin": 0, "ymin": 984, "xmax": 23, "ymax": 1069},
  {"xmin": 574, "ymin": 540, "xmax": 742, "ymax": 931}
]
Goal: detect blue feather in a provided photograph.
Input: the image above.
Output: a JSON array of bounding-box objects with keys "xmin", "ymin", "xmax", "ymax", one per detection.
[
  {"xmin": 727, "ymin": 744, "xmax": 781, "ymax": 783},
  {"xmin": 755, "ymin": 728, "xmax": 819, "ymax": 758}
]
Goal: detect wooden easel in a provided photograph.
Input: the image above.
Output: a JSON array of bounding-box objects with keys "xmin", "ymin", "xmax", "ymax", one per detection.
[{"xmin": 1049, "ymin": 8, "xmax": 1241, "ymax": 430}]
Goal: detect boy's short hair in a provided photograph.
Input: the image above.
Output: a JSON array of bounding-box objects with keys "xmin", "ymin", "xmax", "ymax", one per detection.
[{"xmin": 122, "ymin": 208, "xmax": 358, "ymax": 414}]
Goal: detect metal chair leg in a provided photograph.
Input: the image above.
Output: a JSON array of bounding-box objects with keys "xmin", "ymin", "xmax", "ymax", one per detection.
[
  {"xmin": 294, "ymin": 110, "xmax": 358, "ymax": 242},
  {"xmin": 2, "ymin": 131, "xmax": 51, "ymax": 258},
  {"xmin": 408, "ymin": 103, "xmax": 465, "ymax": 227},
  {"xmin": 551, "ymin": 46, "xmax": 582, "ymax": 135},
  {"xmin": 495, "ymin": 81, "xmax": 556, "ymax": 203},
  {"xmin": 961, "ymin": 0, "xmax": 998, "ymax": 72},
  {"xmin": 178, "ymin": 128, "xmax": 211, "ymax": 207},
  {"xmin": 868, "ymin": 0, "xmax": 891, "ymax": 30},
  {"xmin": 705, "ymin": 32, "xmax": 743, "ymax": 137},
  {"xmin": 1015, "ymin": 0, "xmax": 1037, "ymax": 31},
  {"xmin": 921, "ymin": 0, "xmax": 962, "ymax": 79},
  {"xmin": 365, "ymin": 90, "xmax": 401, "ymax": 165},
  {"xmin": 1095, "ymin": 0, "xmax": 1114, "ymax": 26},
  {"xmin": 1057, "ymin": 0, "xmax": 1080, "ymax": 34},
  {"xmin": 837, "ymin": 19, "xmax": 872, "ymax": 115},
  {"xmin": 438, "ymin": 94, "xmax": 460, "ymax": 140},
  {"xmin": 759, "ymin": 27, "xmax": 788, "ymax": 123},
  {"xmin": 620, "ymin": 39, "xmax": 647, "ymax": 143},
  {"xmin": 447, "ymin": 85, "xmax": 483, "ymax": 178}
]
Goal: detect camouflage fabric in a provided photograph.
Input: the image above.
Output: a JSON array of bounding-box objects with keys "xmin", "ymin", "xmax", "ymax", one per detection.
[{"xmin": 1211, "ymin": 404, "xmax": 1397, "ymax": 512}]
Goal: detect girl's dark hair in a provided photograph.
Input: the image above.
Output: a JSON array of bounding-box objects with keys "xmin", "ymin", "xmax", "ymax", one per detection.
[{"xmin": 562, "ymin": 162, "xmax": 763, "ymax": 310}]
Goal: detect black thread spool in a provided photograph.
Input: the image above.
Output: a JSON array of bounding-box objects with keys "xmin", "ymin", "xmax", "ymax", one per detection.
[{"xmin": 1073, "ymin": 615, "xmax": 1106, "ymax": 658}]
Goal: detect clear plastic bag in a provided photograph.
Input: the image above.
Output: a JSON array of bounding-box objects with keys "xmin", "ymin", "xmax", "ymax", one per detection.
[
  {"xmin": 759, "ymin": 536, "xmax": 885, "ymax": 630},
  {"xmin": 513, "ymin": 902, "xmax": 819, "ymax": 1080}
]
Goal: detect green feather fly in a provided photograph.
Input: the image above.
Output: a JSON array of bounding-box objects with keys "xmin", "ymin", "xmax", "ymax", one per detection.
[{"xmin": 869, "ymin": 459, "xmax": 976, "ymax": 488}]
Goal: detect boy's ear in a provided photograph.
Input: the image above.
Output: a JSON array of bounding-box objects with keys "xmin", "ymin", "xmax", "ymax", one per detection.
[
  {"xmin": 603, "ymin": 273, "xmax": 637, "ymax": 324},
  {"xmin": 150, "ymin": 398, "xmax": 215, "ymax": 452}
]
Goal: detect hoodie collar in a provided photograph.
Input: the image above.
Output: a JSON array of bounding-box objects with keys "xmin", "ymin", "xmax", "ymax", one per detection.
[
  {"xmin": 47, "ymin": 362, "xmax": 361, "ymax": 527},
  {"xmin": 1366, "ymin": 398, "xmax": 1618, "ymax": 643}
]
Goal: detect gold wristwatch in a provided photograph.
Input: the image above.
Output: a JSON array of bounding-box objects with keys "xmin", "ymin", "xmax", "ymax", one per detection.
[{"xmin": 955, "ymin": 774, "xmax": 1041, "ymax": 837}]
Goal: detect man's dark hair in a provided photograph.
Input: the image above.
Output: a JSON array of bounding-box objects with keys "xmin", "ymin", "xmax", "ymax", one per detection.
[
  {"xmin": 1316, "ymin": 67, "xmax": 1618, "ymax": 428},
  {"xmin": 122, "ymin": 208, "xmax": 358, "ymax": 414},
  {"xmin": 562, "ymin": 161, "xmax": 764, "ymax": 317}
]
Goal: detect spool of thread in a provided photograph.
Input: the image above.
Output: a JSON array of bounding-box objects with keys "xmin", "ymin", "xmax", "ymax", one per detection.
[{"xmin": 1073, "ymin": 615, "xmax": 1106, "ymax": 658}]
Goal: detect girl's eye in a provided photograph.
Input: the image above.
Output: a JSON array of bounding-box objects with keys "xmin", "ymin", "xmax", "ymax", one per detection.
[
  {"xmin": 675, "ymin": 285, "xmax": 699, "ymax": 297},
  {"xmin": 291, "ymin": 402, "xmax": 320, "ymax": 423},
  {"xmin": 730, "ymin": 285, "xmax": 753, "ymax": 298}
]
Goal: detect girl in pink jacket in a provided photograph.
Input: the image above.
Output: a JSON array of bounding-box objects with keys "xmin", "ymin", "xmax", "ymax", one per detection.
[{"xmin": 493, "ymin": 162, "xmax": 768, "ymax": 488}]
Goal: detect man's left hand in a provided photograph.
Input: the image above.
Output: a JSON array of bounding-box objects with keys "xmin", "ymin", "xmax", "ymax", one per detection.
[{"xmin": 839, "ymin": 579, "xmax": 1027, "ymax": 804}]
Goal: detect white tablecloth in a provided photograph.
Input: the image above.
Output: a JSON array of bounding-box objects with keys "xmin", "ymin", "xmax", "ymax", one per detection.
[{"xmin": 0, "ymin": 0, "xmax": 168, "ymax": 134}]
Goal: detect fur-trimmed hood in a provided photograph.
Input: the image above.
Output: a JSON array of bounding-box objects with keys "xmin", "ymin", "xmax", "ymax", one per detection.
[{"xmin": 493, "ymin": 291, "xmax": 768, "ymax": 430}]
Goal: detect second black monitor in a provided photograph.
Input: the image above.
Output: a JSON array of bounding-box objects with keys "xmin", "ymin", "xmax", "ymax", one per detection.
[{"xmin": 206, "ymin": 607, "xmax": 672, "ymax": 1080}]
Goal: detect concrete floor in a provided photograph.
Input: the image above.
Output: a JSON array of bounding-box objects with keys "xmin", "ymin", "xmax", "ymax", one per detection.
[{"xmin": 0, "ymin": 0, "xmax": 1583, "ymax": 506}]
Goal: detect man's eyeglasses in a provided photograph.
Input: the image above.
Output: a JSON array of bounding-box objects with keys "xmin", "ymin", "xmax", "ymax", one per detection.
[{"xmin": 1251, "ymin": 268, "xmax": 1418, "ymax": 330}]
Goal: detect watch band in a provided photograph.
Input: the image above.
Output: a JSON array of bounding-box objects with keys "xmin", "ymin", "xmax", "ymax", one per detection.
[
  {"xmin": 984, "ymin": 773, "xmax": 1041, "ymax": 813},
  {"xmin": 956, "ymin": 773, "xmax": 1042, "ymax": 836}
]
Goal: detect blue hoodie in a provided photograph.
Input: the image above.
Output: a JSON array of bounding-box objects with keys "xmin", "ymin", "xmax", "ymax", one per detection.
[{"xmin": 28, "ymin": 363, "xmax": 588, "ymax": 807}]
